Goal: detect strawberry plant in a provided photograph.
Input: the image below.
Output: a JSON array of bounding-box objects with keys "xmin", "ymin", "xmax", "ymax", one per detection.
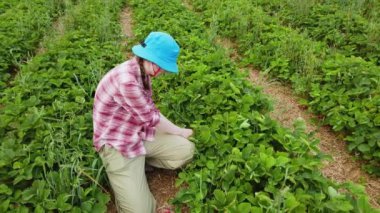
[
  {"xmin": 0, "ymin": 0, "xmax": 20, "ymax": 14},
  {"xmin": 1, "ymin": 0, "xmax": 378, "ymax": 211},
  {"xmin": 309, "ymin": 54, "xmax": 380, "ymax": 166},
  {"xmin": 128, "ymin": 0, "xmax": 378, "ymax": 211},
  {"xmin": 0, "ymin": 0, "xmax": 72, "ymax": 90},
  {"xmin": 258, "ymin": 0, "xmax": 380, "ymax": 65},
  {"xmin": 0, "ymin": 0, "xmax": 125, "ymax": 211},
  {"xmin": 189, "ymin": 0, "xmax": 380, "ymax": 175}
]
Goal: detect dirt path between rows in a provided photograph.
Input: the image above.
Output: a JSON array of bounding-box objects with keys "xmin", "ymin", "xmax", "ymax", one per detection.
[{"xmin": 36, "ymin": 7, "xmax": 67, "ymax": 55}]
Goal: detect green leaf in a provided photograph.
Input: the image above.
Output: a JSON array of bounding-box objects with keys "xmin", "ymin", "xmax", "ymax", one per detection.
[
  {"xmin": 57, "ymin": 194, "xmax": 72, "ymax": 211},
  {"xmin": 226, "ymin": 190, "xmax": 239, "ymax": 205},
  {"xmin": 15, "ymin": 205, "xmax": 29, "ymax": 213},
  {"xmin": 44, "ymin": 200, "xmax": 57, "ymax": 210},
  {"xmin": 251, "ymin": 207, "xmax": 263, "ymax": 213},
  {"xmin": 328, "ymin": 186, "xmax": 339, "ymax": 199},
  {"xmin": 237, "ymin": 202, "xmax": 251, "ymax": 213},
  {"xmin": 22, "ymin": 188, "xmax": 35, "ymax": 201},
  {"xmin": 229, "ymin": 82, "xmax": 241, "ymax": 94},
  {"xmin": 285, "ymin": 193, "xmax": 300, "ymax": 210},
  {"xmin": 264, "ymin": 156, "xmax": 275, "ymax": 170},
  {"xmin": 206, "ymin": 161, "xmax": 215, "ymax": 169},
  {"xmin": 81, "ymin": 201, "xmax": 93, "ymax": 212},
  {"xmin": 325, "ymin": 199, "xmax": 353, "ymax": 211},
  {"xmin": 75, "ymin": 96, "xmax": 85, "ymax": 104},
  {"xmin": 240, "ymin": 119, "xmax": 250, "ymax": 129},
  {"xmin": 13, "ymin": 161, "xmax": 23, "ymax": 169},
  {"xmin": 71, "ymin": 207, "xmax": 81, "ymax": 213},
  {"xmin": 95, "ymin": 190, "xmax": 110, "ymax": 205},
  {"xmin": 35, "ymin": 205, "xmax": 45, "ymax": 213},
  {"xmin": 34, "ymin": 156, "xmax": 46, "ymax": 166},
  {"xmin": 354, "ymin": 196, "xmax": 372, "ymax": 213},
  {"xmin": 0, "ymin": 199, "xmax": 10, "ymax": 212},
  {"xmin": 357, "ymin": 144, "xmax": 370, "ymax": 153},
  {"xmin": 91, "ymin": 203, "xmax": 107, "ymax": 213},
  {"xmin": 374, "ymin": 115, "xmax": 380, "ymax": 126},
  {"xmin": 276, "ymin": 156, "xmax": 290, "ymax": 166},
  {"xmin": 0, "ymin": 184, "xmax": 12, "ymax": 195},
  {"xmin": 199, "ymin": 129, "xmax": 211, "ymax": 142},
  {"xmin": 214, "ymin": 189, "xmax": 226, "ymax": 204}
]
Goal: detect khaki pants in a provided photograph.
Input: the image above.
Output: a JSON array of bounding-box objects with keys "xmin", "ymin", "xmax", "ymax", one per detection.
[{"xmin": 99, "ymin": 131, "xmax": 195, "ymax": 213}]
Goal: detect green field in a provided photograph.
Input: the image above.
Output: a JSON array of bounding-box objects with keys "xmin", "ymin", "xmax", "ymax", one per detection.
[{"xmin": 0, "ymin": 0, "xmax": 379, "ymax": 212}]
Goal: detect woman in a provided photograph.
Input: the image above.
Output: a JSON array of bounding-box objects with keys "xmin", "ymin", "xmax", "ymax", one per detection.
[{"xmin": 93, "ymin": 32, "xmax": 195, "ymax": 212}]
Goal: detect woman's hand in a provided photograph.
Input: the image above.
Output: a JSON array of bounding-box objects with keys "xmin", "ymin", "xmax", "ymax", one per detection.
[{"xmin": 180, "ymin": 128, "xmax": 193, "ymax": 138}]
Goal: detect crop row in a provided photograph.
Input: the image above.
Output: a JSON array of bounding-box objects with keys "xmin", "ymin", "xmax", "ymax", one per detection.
[
  {"xmin": 318, "ymin": 0, "xmax": 380, "ymax": 22},
  {"xmin": 189, "ymin": 0, "xmax": 380, "ymax": 175},
  {"xmin": 128, "ymin": 0, "xmax": 377, "ymax": 212},
  {"xmin": 0, "ymin": 0, "xmax": 20, "ymax": 14},
  {"xmin": 0, "ymin": 0, "xmax": 125, "ymax": 211},
  {"xmin": 253, "ymin": 0, "xmax": 380, "ymax": 65},
  {"xmin": 0, "ymin": 0, "xmax": 71, "ymax": 90}
]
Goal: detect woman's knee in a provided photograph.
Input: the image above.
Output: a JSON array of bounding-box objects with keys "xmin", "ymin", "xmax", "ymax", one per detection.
[
  {"xmin": 185, "ymin": 141, "xmax": 195, "ymax": 161},
  {"xmin": 169, "ymin": 141, "xmax": 195, "ymax": 169}
]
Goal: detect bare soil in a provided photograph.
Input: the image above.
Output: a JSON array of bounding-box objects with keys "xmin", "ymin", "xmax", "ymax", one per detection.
[
  {"xmin": 120, "ymin": 7, "xmax": 133, "ymax": 48},
  {"xmin": 147, "ymin": 169, "xmax": 180, "ymax": 212}
]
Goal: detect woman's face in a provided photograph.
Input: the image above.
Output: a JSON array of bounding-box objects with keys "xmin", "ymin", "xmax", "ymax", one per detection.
[{"xmin": 143, "ymin": 61, "xmax": 165, "ymax": 77}]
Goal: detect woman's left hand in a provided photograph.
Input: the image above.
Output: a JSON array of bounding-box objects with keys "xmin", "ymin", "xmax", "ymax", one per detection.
[{"xmin": 180, "ymin": 128, "xmax": 193, "ymax": 138}]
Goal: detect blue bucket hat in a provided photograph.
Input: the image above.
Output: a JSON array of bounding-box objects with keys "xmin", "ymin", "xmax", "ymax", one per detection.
[{"xmin": 132, "ymin": 32, "xmax": 180, "ymax": 73}]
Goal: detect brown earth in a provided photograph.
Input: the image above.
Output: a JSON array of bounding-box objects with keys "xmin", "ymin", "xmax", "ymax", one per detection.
[{"xmin": 147, "ymin": 169, "xmax": 181, "ymax": 213}]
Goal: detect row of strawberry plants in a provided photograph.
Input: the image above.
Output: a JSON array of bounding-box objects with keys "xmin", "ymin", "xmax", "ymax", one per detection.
[
  {"xmin": 128, "ymin": 0, "xmax": 377, "ymax": 212},
  {"xmin": 0, "ymin": 0, "xmax": 125, "ymax": 211},
  {"xmin": 357, "ymin": 0, "xmax": 380, "ymax": 20},
  {"xmin": 0, "ymin": 0, "xmax": 71, "ymax": 90},
  {"xmin": 252, "ymin": 0, "xmax": 380, "ymax": 65},
  {"xmin": 330, "ymin": 0, "xmax": 380, "ymax": 21},
  {"xmin": 328, "ymin": 0, "xmax": 380, "ymax": 21},
  {"xmin": 0, "ymin": 0, "xmax": 20, "ymax": 14},
  {"xmin": 257, "ymin": 0, "xmax": 380, "ymax": 24},
  {"xmin": 189, "ymin": 0, "xmax": 380, "ymax": 176}
]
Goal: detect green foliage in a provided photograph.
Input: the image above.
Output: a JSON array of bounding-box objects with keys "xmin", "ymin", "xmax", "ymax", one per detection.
[
  {"xmin": 189, "ymin": 0, "xmax": 380, "ymax": 174},
  {"xmin": 2, "ymin": 0, "xmax": 378, "ymax": 211},
  {"xmin": 0, "ymin": 0, "xmax": 124, "ymax": 211},
  {"xmin": 0, "ymin": 0, "xmax": 74, "ymax": 90},
  {"xmin": 308, "ymin": 55, "xmax": 380, "ymax": 169},
  {"xmin": 129, "ymin": 0, "xmax": 378, "ymax": 211},
  {"xmin": 254, "ymin": 0, "xmax": 380, "ymax": 65},
  {"xmin": 0, "ymin": 0, "xmax": 21, "ymax": 15}
]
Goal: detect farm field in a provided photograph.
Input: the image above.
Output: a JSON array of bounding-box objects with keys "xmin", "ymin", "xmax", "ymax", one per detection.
[
  {"xmin": 186, "ymin": 0, "xmax": 380, "ymax": 174},
  {"xmin": 0, "ymin": 0, "xmax": 379, "ymax": 212},
  {"xmin": 0, "ymin": 0, "xmax": 72, "ymax": 91}
]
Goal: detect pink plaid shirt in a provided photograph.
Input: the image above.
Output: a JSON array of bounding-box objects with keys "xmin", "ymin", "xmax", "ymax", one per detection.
[{"xmin": 93, "ymin": 58, "xmax": 160, "ymax": 158}]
